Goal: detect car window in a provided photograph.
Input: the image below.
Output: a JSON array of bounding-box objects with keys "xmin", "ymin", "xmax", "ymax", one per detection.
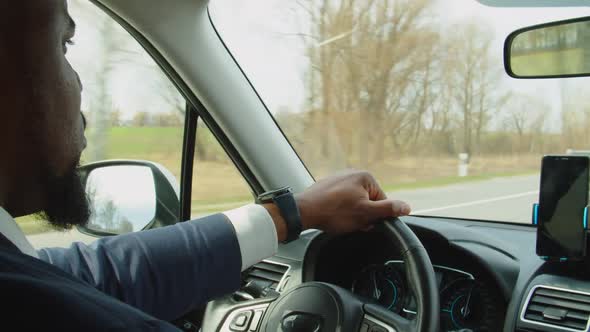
[
  {"xmin": 190, "ymin": 123, "xmax": 254, "ymax": 219},
  {"xmin": 22, "ymin": 0, "xmax": 185, "ymax": 248},
  {"xmin": 209, "ymin": 0, "xmax": 590, "ymax": 224}
]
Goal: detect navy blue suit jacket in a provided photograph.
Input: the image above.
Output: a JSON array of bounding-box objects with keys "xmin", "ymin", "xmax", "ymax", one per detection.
[{"xmin": 0, "ymin": 214, "xmax": 242, "ymax": 331}]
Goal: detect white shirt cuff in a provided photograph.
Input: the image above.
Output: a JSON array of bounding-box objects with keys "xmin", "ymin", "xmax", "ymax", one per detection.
[{"xmin": 223, "ymin": 204, "xmax": 278, "ymax": 271}]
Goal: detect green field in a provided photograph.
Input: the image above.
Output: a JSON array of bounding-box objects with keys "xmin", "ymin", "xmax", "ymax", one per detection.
[
  {"xmin": 85, "ymin": 127, "xmax": 184, "ymax": 170},
  {"xmin": 16, "ymin": 216, "xmax": 54, "ymax": 235},
  {"xmin": 511, "ymin": 48, "xmax": 584, "ymax": 77}
]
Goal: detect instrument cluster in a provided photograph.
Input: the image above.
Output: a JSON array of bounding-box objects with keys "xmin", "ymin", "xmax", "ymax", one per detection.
[{"xmin": 351, "ymin": 261, "xmax": 500, "ymax": 331}]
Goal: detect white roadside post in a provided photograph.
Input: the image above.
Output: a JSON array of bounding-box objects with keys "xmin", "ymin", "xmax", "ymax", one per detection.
[{"xmin": 458, "ymin": 153, "xmax": 469, "ymax": 177}]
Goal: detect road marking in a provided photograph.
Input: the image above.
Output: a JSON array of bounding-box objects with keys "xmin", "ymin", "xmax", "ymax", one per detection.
[{"xmin": 413, "ymin": 190, "xmax": 538, "ymax": 214}]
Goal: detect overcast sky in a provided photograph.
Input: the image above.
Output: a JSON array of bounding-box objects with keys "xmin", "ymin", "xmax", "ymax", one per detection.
[
  {"xmin": 210, "ymin": 0, "xmax": 590, "ymax": 113},
  {"xmin": 69, "ymin": 1, "xmax": 590, "ymax": 125}
]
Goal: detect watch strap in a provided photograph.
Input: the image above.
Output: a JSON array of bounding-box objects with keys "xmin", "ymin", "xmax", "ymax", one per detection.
[{"xmin": 272, "ymin": 191, "xmax": 302, "ymax": 243}]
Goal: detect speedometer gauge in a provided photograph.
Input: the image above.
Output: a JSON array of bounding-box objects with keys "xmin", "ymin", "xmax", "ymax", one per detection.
[
  {"xmin": 351, "ymin": 264, "xmax": 406, "ymax": 313},
  {"xmin": 440, "ymin": 278, "xmax": 504, "ymax": 332},
  {"xmin": 440, "ymin": 279, "xmax": 483, "ymax": 331}
]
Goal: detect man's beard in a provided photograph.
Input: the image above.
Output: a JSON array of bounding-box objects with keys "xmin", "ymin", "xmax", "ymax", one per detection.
[{"xmin": 36, "ymin": 164, "xmax": 91, "ymax": 230}]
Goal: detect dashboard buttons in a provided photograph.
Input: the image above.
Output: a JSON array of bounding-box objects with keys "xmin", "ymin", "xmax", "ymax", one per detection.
[
  {"xmin": 230, "ymin": 310, "xmax": 252, "ymax": 331},
  {"xmin": 221, "ymin": 303, "xmax": 270, "ymax": 332},
  {"xmin": 369, "ymin": 326, "xmax": 387, "ymax": 332},
  {"xmin": 360, "ymin": 322, "xmax": 370, "ymax": 332},
  {"xmin": 249, "ymin": 310, "xmax": 264, "ymax": 331}
]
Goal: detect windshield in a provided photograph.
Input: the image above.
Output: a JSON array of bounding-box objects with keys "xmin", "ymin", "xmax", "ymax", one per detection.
[{"xmin": 209, "ymin": 1, "xmax": 590, "ymax": 224}]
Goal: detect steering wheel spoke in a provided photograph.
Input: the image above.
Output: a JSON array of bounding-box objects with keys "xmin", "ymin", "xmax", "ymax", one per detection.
[{"xmin": 362, "ymin": 303, "xmax": 413, "ymax": 332}]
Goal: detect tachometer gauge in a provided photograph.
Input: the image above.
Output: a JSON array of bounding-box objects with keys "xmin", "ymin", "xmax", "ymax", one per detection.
[{"xmin": 351, "ymin": 264, "xmax": 406, "ymax": 313}]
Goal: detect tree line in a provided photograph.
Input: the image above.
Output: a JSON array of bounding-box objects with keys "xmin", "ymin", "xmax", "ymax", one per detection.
[
  {"xmin": 276, "ymin": 0, "xmax": 590, "ymax": 171},
  {"xmin": 73, "ymin": 0, "xmax": 590, "ymax": 171}
]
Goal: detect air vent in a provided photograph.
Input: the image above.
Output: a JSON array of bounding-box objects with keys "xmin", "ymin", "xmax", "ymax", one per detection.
[
  {"xmin": 242, "ymin": 261, "xmax": 289, "ymax": 291},
  {"xmin": 522, "ymin": 286, "xmax": 590, "ymax": 331}
]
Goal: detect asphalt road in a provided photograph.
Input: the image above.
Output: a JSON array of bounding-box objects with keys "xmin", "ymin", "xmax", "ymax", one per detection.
[
  {"xmin": 27, "ymin": 174, "xmax": 540, "ymax": 249},
  {"xmin": 388, "ymin": 173, "xmax": 540, "ymax": 223}
]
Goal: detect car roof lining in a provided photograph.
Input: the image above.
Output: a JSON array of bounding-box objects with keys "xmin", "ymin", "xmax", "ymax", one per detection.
[{"xmin": 477, "ymin": 0, "xmax": 590, "ymax": 7}]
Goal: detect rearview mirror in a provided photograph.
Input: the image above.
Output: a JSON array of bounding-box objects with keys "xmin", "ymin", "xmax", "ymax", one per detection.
[
  {"xmin": 78, "ymin": 160, "xmax": 180, "ymax": 237},
  {"xmin": 505, "ymin": 17, "xmax": 590, "ymax": 78}
]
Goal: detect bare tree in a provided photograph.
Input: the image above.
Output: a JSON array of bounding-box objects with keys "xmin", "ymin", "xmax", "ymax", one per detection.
[
  {"xmin": 132, "ymin": 112, "xmax": 151, "ymax": 127},
  {"xmin": 444, "ymin": 21, "xmax": 505, "ymax": 156},
  {"xmin": 300, "ymin": 0, "xmax": 437, "ymax": 168},
  {"xmin": 559, "ymin": 83, "xmax": 590, "ymax": 150},
  {"xmin": 504, "ymin": 94, "xmax": 549, "ymax": 153}
]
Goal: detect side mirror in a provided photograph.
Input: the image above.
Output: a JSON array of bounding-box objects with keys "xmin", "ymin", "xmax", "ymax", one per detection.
[
  {"xmin": 77, "ymin": 160, "xmax": 180, "ymax": 237},
  {"xmin": 505, "ymin": 16, "xmax": 590, "ymax": 78}
]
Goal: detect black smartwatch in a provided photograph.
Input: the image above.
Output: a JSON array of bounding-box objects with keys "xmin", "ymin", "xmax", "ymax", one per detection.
[{"xmin": 257, "ymin": 186, "xmax": 302, "ymax": 243}]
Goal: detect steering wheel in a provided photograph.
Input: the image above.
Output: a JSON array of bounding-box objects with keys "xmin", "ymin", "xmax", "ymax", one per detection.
[{"xmin": 216, "ymin": 218, "xmax": 439, "ymax": 332}]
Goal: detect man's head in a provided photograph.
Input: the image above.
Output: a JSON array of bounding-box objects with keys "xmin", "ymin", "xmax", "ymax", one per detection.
[{"xmin": 0, "ymin": 1, "xmax": 89, "ymax": 229}]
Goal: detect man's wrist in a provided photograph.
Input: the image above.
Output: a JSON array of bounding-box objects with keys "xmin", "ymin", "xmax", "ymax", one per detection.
[
  {"xmin": 262, "ymin": 203, "xmax": 288, "ymax": 242},
  {"xmin": 261, "ymin": 195, "xmax": 316, "ymax": 243},
  {"xmin": 294, "ymin": 194, "xmax": 316, "ymax": 230}
]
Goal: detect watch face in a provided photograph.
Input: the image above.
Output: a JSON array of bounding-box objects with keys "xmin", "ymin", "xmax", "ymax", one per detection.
[{"xmin": 258, "ymin": 186, "xmax": 291, "ymax": 202}]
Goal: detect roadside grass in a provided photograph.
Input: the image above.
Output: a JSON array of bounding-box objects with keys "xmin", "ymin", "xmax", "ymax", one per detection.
[
  {"xmin": 15, "ymin": 215, "xmax": 55, "ymax": 236},
  {"xmin": 17, "ymin": 126, "xmax": 543, "ymax": 234},
  {"xmin": 191, "ymin": 198, "xmax": 252, "ymax": 216},
  {"xmin": 187, "ymin": 171, "xmax": 539, "ymax": 217}
]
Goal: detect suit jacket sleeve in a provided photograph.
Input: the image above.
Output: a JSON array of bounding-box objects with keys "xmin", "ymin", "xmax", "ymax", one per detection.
[{"xmin": 37, "ymin": 213, "xmax": 242, "ymax": 321}]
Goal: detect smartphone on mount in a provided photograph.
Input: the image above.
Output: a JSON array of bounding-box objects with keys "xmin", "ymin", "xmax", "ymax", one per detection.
[{"xmin": 536, "ymin": 155, "xmax": 590, "ymax": 259}]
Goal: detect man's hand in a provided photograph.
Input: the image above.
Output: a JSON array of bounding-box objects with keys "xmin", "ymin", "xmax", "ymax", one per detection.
[{"xmin": 263, "ymin": 170, "xmax": 411, "ymax": 241}]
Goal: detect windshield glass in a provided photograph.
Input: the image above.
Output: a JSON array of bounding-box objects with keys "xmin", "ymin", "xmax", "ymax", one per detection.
[{"xmin": 209, "ymin": 1, "xmax": 590, "ymax": 224}]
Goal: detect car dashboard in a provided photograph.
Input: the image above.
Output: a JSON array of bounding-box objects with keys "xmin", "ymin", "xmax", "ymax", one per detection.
[
  {"xmin": 204, "ymin": 216, "xmax": 590, "ymax": 332},
  {"xmin": 306, "ymin": 225, "xmax": 507, "ymax": 331}
]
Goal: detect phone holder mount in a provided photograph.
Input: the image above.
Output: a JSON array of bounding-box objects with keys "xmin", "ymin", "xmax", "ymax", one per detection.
[{"xmin": 532, "ymin": 203, "xmax": 590, "ymax": 262}]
